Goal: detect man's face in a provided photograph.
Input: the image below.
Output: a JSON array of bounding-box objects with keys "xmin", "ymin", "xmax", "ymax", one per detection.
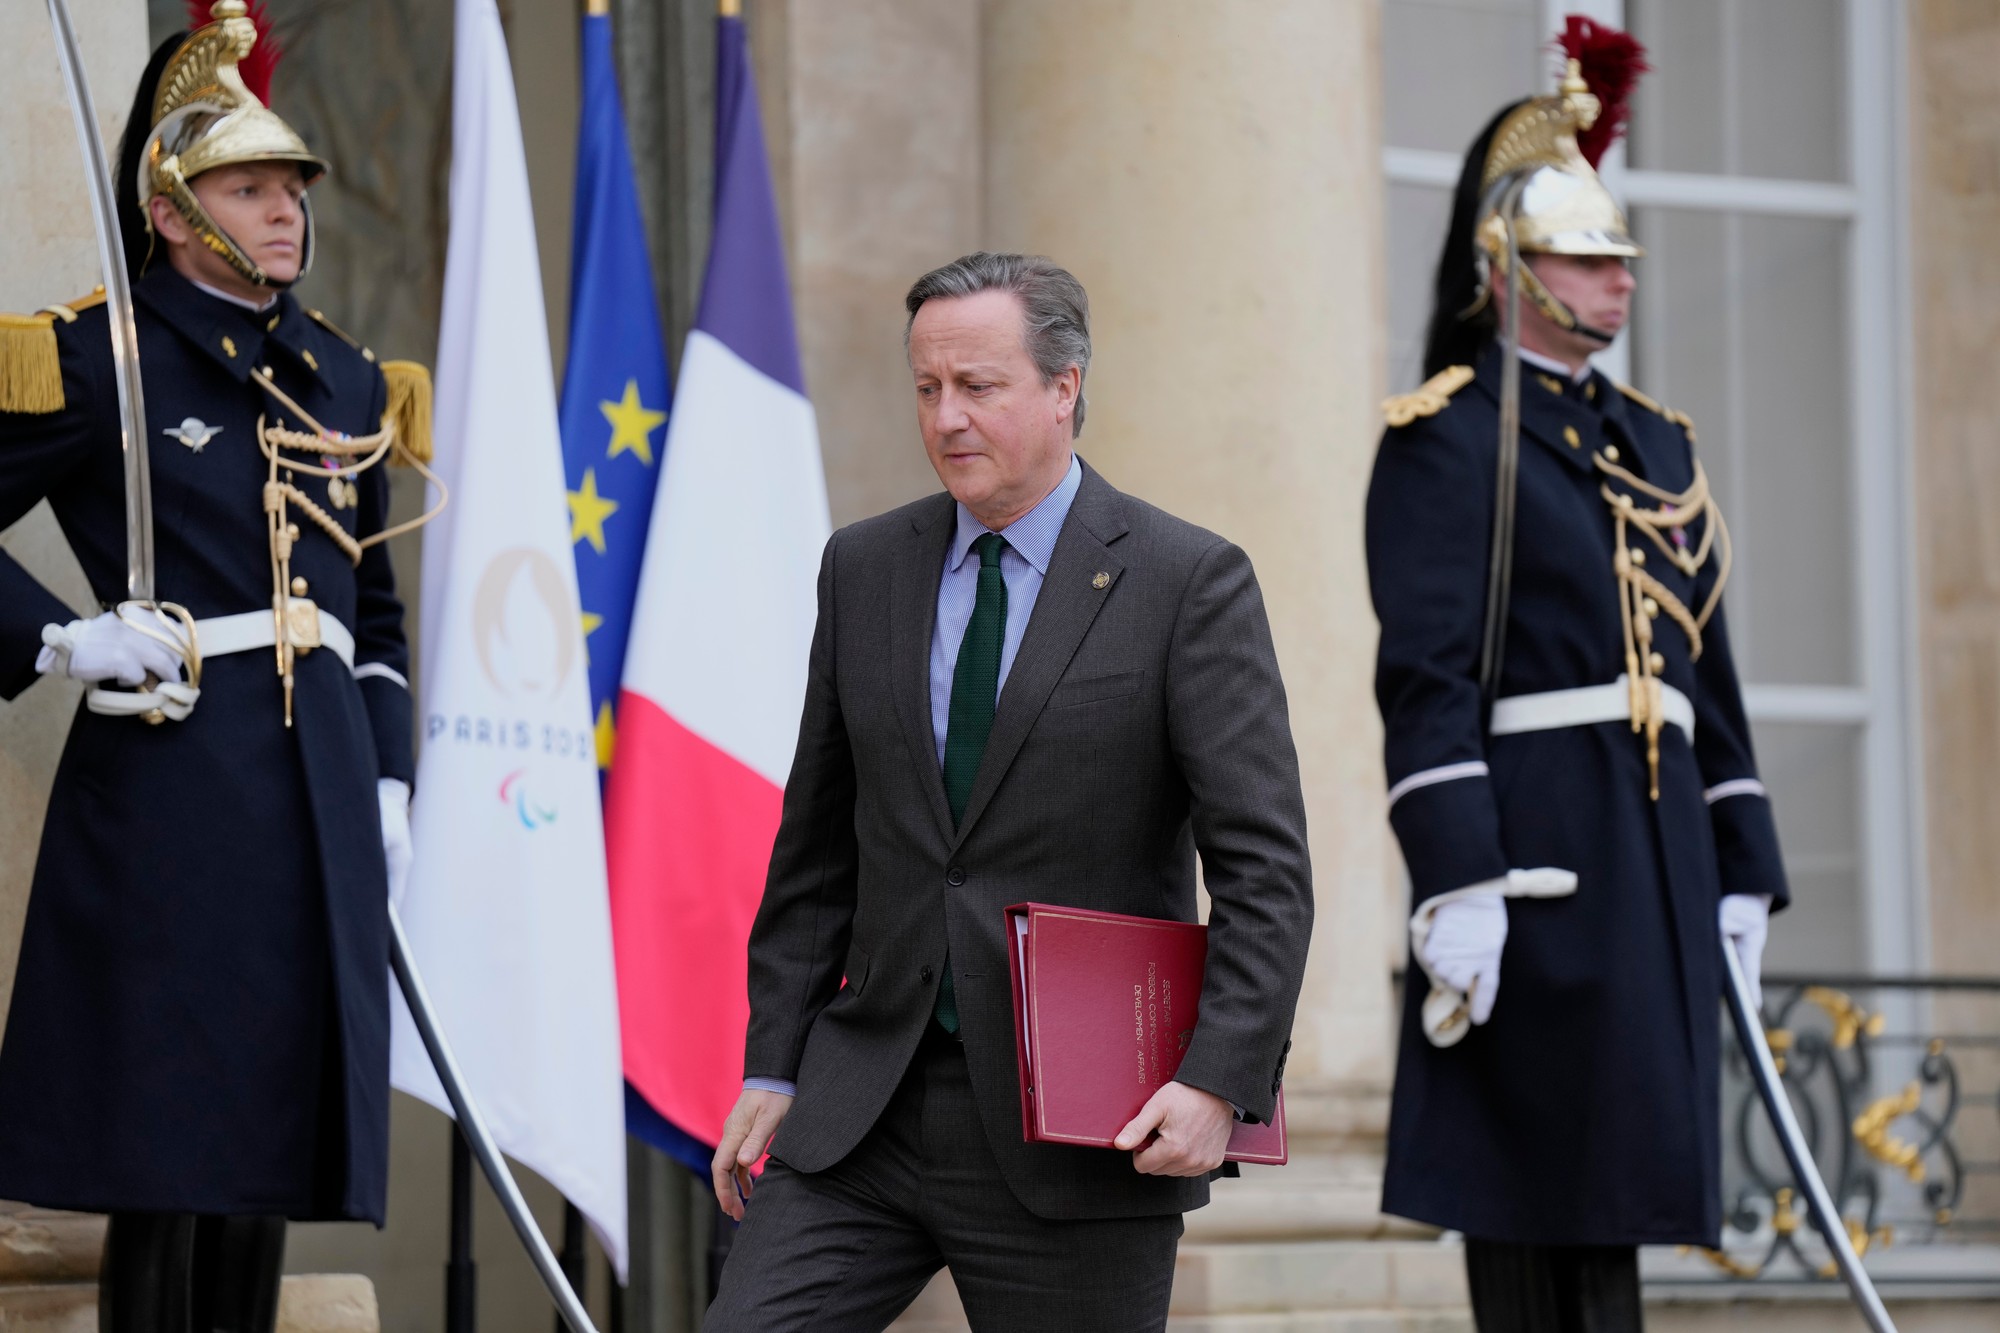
[
  {"xmin": 1516, "ymin": 253, "xmax": 1636, "ymax": 364},
  {"xmin": 157, "ymin": 162, "xmax": 307, "ymax": 294},
  {"xmin": 908, "ymin": 289, "xmax": 1080, "ymax": 529}
]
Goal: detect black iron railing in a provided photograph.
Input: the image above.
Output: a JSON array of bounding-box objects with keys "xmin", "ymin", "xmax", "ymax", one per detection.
[{"xmin": 1688, "ymin": 973, "xmax": 2000, "ymax": 1288}]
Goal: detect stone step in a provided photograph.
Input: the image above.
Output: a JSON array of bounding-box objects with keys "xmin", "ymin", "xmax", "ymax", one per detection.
[
  {"xmin": 0, "ymin": 1207, "xmax": 104, "ymax": 1285},
  {"xmin": 887, "ymin": 1241, "xmax": 1471, "ymax": 1329},
  {"xmin": 1184, "ymin": 1158, "xmax": 1424, "ymax": 1244},
  {"xmin": 897, "ymin": 1314, "xmax": 1473, "ymax": 1332},
  {"xmin": 1650, "ymin": 1301, "xmax": 2000, "ymax": 1332},
  {"xmin": 1172, "ymin": 1241, "xmax": 1468, "ymax": 1315},
  {"xmin": 0, "ymin": 1275, "xmax": 379, "ymax": 1333},
  {"xmin": 0, "ymin": 1282, "xmax": 93, "ymax": 1333},
  {"xmin": 887, "ymin": 1236, "xmax": 2000, "ymax": 1331},
  {"xmin": 1166, "ymin": 1318, "xmax": 1471, "ymax": 1332}
]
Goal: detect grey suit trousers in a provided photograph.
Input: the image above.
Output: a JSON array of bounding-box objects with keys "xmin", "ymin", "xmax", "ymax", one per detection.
[{"xmin": 704, "ymin": 1030, "xmax": 1183, "ymax": 1333}]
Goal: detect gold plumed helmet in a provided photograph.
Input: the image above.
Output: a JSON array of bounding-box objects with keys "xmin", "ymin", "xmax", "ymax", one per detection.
[
  {"xmin": 141, "ymin": 1, "xmax": 326, "ymax": 286},
  {"xmin": 1470, "ymin": 58, "xmax": 1641, "ymax": 343}
]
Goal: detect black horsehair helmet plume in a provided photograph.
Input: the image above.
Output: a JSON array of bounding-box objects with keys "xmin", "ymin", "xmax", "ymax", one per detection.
[
  {"xmin": 1422, "ymin": 103, "xmax": 1520, "ymax": 380},
  {"xmin": 115, "ymin": 33, "xmax": 187, "ymax": 280}
]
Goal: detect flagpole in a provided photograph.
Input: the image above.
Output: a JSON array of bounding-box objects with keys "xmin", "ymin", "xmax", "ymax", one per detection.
[
  {"xmin": 389, "ymin": 904, "xmax": 602, "ymax": 1333},
  {"xmin": 447, "ymin": 1130, "xmax": 476, "ymax": 1333},
  {"xmin": 556, "ymin": 1204, "xmax": 587, "ymax": 1333}
]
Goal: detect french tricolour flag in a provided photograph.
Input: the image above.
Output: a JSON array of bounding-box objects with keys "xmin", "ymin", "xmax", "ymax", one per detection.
[{"xmin": 604, "ymin": 10, "xmax": 830, "ymax": 1155}]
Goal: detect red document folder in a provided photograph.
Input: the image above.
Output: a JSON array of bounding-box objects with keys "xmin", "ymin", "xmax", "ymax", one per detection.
[{"xmin": 1004, "ymin": 902, "xmax": 1287, "ymax": 1165}]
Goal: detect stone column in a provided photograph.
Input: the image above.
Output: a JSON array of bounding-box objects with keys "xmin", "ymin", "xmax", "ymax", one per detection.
[
  {"xmin": 753, "ymin": 0, "xmax": 983, "ymax": 527},
  {"xmin": 981, "ymin": 0, "xmax": 1396, "ymax": 1201},
  {"xmin": 0, "ymin": 0, "xmax": 148, "ymax": 1035},
  {"xmin": 1909, "ymin": 3, "xmax": 2000, "ymax": 978},
  {"xmin": 1908, "ymin": 0, "xmax": 2000, "ymax": 1236}
]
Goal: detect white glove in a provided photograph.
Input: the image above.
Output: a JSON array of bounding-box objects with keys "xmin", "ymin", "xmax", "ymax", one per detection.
[
  {"xmin": 1421, "ymin": 894, "xmax": 1508, "ymax": 1026},
  {"xmin": 1412, "ymin": 867, "xmax": 1578, "ymax": 1045},
  {"xmin": 38, "ymin": 609, "xmax": 187, "ymax": 686},
  {"xmin": 1720, "ymin": 893, "xmax": 1772, "ymax": 1014},
  {"xmin": 379, "ymin": 778, "xmax": 413, "ymax": 907}
]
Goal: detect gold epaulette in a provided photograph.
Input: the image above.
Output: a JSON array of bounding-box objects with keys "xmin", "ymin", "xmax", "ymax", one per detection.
[
  {"xmin": 1616, "ymin": 381, "xmax": 1698, "ymax": 443},
  {"xmin": 1383, "ymin": 364, "xmax": 1475, "ymax": 427},
  {"xmin": 0, "ymin": 313, "xmax": 62, "ymax": 413},
  {"xmin": 40, "ymin": 286, "xmax": 107, "ymax": 325},
  {"xmin": 2, "ymin": 286, "xmax": 112, "ymax": 412},
  {"xmin": 305, "ymin": 307, "xmax": 378, "ymax": 363},
  {"xmin": 380, "ymin": 360, "xmax": 433, "ymax": 465}
]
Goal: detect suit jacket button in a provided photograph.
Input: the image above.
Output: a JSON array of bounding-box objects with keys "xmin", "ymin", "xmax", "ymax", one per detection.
[
  {"xmin": 920, "ymin": 965, "xmax": 934, "ymax": 983},
  {"xmin": 946, "ymin": 867, "xmax": 966, "ymax": 886}
]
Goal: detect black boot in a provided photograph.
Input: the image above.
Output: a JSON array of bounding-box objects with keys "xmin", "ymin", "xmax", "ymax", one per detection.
[
  {"xmin": 189, "ymin": 1216, "xmax": 287, "ymax": 1333},
  {"xmin": 99, "ymin": 1213, "xmax": 195, "ymax": 1333}
]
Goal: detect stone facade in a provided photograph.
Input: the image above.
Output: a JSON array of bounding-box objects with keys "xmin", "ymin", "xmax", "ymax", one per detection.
[{"xmin": 5, "ymin": 1, "xmax": 2000, "ymax": 1329}]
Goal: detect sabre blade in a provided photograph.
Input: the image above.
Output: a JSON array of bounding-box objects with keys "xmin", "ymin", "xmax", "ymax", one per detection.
[
  {"xmin": 387, "ymin": 905, "xmax": 602, "ymax": 1333},
  {"xmin": 1723, "ymin": 942, "xmax": 1898, "ymax": 1333},
  {"xmin": 44, "ymin": 0, "xmax": 154, "ymax": 601}
]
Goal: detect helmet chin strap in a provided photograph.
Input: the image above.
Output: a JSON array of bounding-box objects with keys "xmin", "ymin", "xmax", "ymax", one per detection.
[
  {"xmin": 1514, "ymin": 260, "xmax": 1617, "ymax": 346},
  {"xmin": 159, "ymin": 180, "xmax": 316, "ymax": 291}
]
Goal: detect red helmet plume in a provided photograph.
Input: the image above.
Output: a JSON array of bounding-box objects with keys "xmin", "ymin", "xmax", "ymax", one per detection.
[
  {"xmin": 185, "ymin": 0, "xmax": 281, "ymax": 104},
  {"xmin": 1557, "ymin": 15, "xmax": 1650, "ymax": 168}
]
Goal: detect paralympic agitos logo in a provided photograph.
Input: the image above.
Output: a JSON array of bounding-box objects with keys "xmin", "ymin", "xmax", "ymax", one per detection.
[{"xmin": 421, "ymin": 546, "xmax": 595, "ymax": 827}]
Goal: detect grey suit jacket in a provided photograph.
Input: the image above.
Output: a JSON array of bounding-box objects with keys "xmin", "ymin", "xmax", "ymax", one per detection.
[{"xmin": 743, "ymin": 459, "xmax": 1313, "ymax": 1220}]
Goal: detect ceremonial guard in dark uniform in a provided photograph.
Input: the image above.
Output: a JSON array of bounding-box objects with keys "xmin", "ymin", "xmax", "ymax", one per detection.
[
  {"xmin": 1366, "ymin": 23, "xmax": 1789, "ymax": 1331},
  {"xmin": 0, "ymin": 6, "xmax": 435, "ymax": 1330}
]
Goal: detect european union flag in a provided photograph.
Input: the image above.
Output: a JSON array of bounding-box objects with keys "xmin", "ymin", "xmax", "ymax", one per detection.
[{"xmin": 560, "ymin": 9, "xmax": 671, "ymax": 774}]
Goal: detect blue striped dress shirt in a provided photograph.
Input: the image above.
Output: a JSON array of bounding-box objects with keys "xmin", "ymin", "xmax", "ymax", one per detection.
[{"xmin": 929, "ymin": 455, "xmax": 1083, "ymax": 765}]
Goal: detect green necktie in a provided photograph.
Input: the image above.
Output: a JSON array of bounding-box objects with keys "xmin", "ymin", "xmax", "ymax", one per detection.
[{"xmin": 936, "ymin": 532, "xmax": 1007, "ymax": 1033}]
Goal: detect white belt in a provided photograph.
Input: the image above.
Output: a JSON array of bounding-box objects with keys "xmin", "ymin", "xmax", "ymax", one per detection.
[
  {"xmin": 1489, "ymin": 674, "xmax": 1695, "ymax": 743},
  {"xmin": 195, "ymin": 607, "xmax": 356, "ymax": 672},
  {"xmin": 85, "ymin": 606, "xmax": 356, "ymax": 723}
]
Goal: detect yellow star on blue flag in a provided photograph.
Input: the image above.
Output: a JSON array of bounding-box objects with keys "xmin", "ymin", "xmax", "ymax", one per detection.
[
  {"xmin": 567, "ymin": 468, "xmax": 619, "ymax": 555},
  {"xmin": 602, "ymin": 380, "xmax": 666, "ymax": 466},
  {"xmin": 558, "ymin": 15, "xmax": 675, "ymax": 773}
]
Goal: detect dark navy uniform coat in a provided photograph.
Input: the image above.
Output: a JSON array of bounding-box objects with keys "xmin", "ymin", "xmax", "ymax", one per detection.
[
  {"xmin": 0, "ymin": 266, "xmax": 411, "ymax": 1223},
  {"xmin": 1366, "ymin": 343, "xmax": 1789, "ymax": 1247}
]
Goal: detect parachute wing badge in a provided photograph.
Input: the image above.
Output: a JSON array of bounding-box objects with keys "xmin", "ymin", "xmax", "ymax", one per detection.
[{"xmin": 1383, "ymin": 364, "xmax": 1475, "ymax": 428}]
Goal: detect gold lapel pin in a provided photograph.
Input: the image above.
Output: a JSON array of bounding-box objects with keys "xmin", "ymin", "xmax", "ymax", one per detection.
[{"xmin": 1092, "ymin": 571, "xmax": 1110, "ymax": 589}]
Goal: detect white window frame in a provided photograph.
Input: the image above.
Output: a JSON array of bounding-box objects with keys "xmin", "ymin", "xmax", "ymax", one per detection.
[{"xmin": 1382, "ymin": 0, "xmax": 1927, "ymax": 972}]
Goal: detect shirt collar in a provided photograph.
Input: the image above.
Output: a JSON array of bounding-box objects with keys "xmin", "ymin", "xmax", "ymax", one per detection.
[
  {"xmin": 1518, "ymin": 347, "xmax": 1593, "ymax": 383},
  {"xmin": 949, "ymin": 454, "xmax": 1083, "ymax": 576},
  {"xmin": 189, "ymin": 276, "xmax": 280, "ymax": 313}
]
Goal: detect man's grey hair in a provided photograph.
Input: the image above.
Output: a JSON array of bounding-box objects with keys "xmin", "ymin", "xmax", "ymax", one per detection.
[{"xmin": 904, "ymin": 252, "xmax": 1091, "ymax": 438}]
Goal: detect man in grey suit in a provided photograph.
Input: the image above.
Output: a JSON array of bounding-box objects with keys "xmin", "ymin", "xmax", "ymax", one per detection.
[{"xmin": 703, "ymin": 253, "xmax": 1313, "ymax": 1332}]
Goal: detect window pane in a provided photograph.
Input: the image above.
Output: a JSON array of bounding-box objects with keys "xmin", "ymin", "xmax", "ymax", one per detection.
[
  {"xmin": 1383, "ymin": 0, "xmax": 1542, "ymax": 154},
  {"xmin": 1386, "ymin": 183, "xmax": 1455, "ymax": 392},
  {"xmin": 1629, "ymin": 208, "xmax": 1854, "ymax": 686},
  {"xmin": 1751, "ymin": 722, "xmax": 1862, "ymax": 972},
  {"xmin": 1627, "ymin": 0, "xmax": 1848, "ymax": 183}
]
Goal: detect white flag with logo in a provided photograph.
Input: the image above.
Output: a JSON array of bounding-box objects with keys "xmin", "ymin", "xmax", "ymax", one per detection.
[{"xmin": 391, "ymin": 0, "xmax": 627, "ymax": 1278}]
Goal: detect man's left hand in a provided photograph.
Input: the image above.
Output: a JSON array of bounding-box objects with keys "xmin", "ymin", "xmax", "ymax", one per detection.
[
  {"xmin": 1720, "ymin": 893, "xmax": 1772, "ymax": 1013},
  {"xmin": 379, "ymin": 778, "xmax": 413, "ymax": 907},
  {"xmin": 1115, "ymin": 1081, "xmax": 1234, "ymax": 1177}
]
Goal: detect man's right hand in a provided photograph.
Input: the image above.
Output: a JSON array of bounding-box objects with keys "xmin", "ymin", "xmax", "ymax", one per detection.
[
  {"xmin": 38, "ymin": 609, "xmax": 188, "ymax": 686},
  {"xmin": 711, "ymin": 1088, "xmax": 793, "ymax": 1221}
]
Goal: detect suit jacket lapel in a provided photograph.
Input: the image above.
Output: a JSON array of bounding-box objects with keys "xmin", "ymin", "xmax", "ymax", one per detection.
[
  {"xmin": 950, "ymin": 464, "xmax": 1129, "ymax": 848},
  {"xmin": 892, "ymin": 493, "xmax": 958, "ymax": 845}
]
